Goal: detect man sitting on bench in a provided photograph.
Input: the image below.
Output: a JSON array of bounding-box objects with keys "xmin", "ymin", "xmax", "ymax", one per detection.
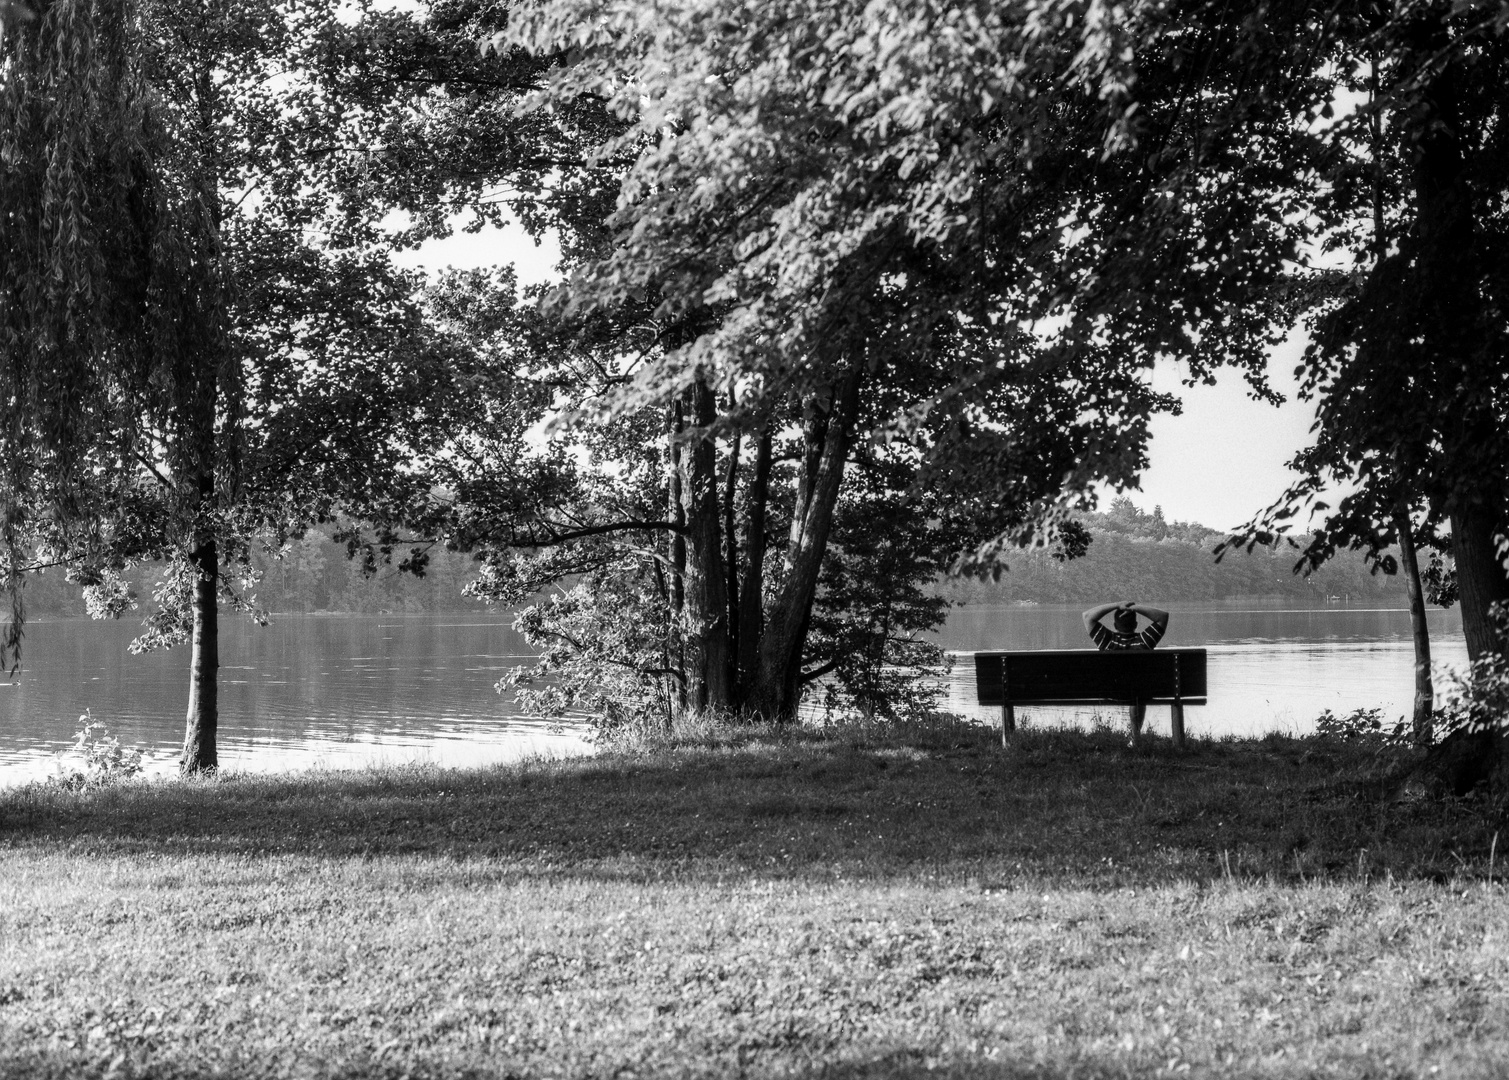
[
  {"xmin": 1082, "ymin": 601, "xmax": 1169, "ymax": 652},
  {"xmin": 1082, "ymin": 601, "xmax": 1172, "ymax": 740}
]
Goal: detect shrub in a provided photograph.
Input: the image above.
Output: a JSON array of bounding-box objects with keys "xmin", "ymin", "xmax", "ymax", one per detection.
[
  {"xmin": 51, "ymin": 711, "xmax": 144, "ymax": 789},
  {"xmin": 1436, "ymin": 656, "xmax": 1509, "ymax": 738},
  {"xmin": 1435, "ymin": 601, "xmax": 1509, "ymax": 740},
  {"xmin": 1311, "ymin": 706, "xmax": 1410, "ymax": 748}
]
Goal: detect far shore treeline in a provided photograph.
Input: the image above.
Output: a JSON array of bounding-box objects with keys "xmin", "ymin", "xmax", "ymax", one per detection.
[
  {"xmin": 944, "ymin": 497, "xmax": 1410, "ymax": 607},
  {"xmin": 18, "ymin": 531, "xmax": 492, "ymax": 619},
  {"xmin": 20, "ymin": 496, "xmax": 1407, "ymax": 618}
]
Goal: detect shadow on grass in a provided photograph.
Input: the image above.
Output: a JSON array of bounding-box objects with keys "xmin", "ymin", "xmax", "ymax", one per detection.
[
  {"xmin": 0, "ymin": 726, "xmax": 1500, "ymax": 885},
  {"xmin": 0, "ymin": 1049, "xmax": 1185, "ymax": 1080}
]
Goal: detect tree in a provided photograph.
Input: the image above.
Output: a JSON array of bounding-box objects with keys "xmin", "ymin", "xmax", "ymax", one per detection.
[
  {"xmin": 3, "ymin": 0, "xmax": 465, "ymax": 772},
  {"xmin": 484, "ymin": 0, "xmax": 1338, "ymax": 721},
  {"xmin": 288, "ymin": 0, "xmax": 1353, "ymax": 730},
  {"xmin": 1229, "ymin": 44, "xmax": 1446, "ymax": 743},
  {"xmin": 1294, "ymin": 8, "xmax": 1508, "ymax": 659},
  {"xmin": 1226, "ymin": 4, "xmax": 1509, "ymax": 746}
]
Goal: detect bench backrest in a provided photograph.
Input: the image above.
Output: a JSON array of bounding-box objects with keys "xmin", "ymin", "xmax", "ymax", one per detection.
[{"xmin": 975, "ymin": 649, "xmax": 1207, "ymax": 706}]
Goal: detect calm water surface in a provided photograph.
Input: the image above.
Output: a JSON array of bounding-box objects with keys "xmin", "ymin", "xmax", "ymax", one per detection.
[
  {"xmin": 0, "ymin": 603, "xmax": 1473, "ymax": 785},
  {"xmin": 0, "ymin": 614, "xmax": 590, "ymax": 786},
  {"xmin": 939, "ymin": 603, "xmax": 1469, "ymax": 738}
]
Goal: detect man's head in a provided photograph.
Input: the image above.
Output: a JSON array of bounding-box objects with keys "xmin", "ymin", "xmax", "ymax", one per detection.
[{"xmin": 1113, "ymin": 603, "xmax": 1138, "ymax": 634}]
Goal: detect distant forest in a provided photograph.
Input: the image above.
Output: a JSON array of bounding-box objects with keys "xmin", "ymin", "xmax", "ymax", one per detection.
[
  {"xmin": 23, "ymin": 530, "xmax": 490, "ymax": 619},
  {"xmin": 940, "ymin": 496, "xmax": 1411, "ymax": 607},
  {"xmin": 22, "ymin": 497, "xmax": 1411, "ymax": 621}
]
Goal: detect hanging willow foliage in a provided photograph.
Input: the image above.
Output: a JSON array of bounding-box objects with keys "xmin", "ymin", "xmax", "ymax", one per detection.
[{"xmin": 0, "ymin": 0, "xmax": 221, "ymax": 668}]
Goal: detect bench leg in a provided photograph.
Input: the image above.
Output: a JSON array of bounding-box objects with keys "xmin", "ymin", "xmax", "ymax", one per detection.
[
  {"xmin": 1129, "ymin": 701, "xmax": 1146, "ymax": 745},
  {"xmin": 1171, "ymin": 701, "xmax": 1186, "ymax": 749},
  {"xmin": 1001, "ymin": 702, "xmax": 1015, "ymax": 745}
]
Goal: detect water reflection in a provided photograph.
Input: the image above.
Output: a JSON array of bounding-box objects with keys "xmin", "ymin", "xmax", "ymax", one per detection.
[{"xmin": 0, "ymin": 615, "xmax": 591, "ymax": 786}]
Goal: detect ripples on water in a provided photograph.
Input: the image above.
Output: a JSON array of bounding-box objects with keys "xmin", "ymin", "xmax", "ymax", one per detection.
[
  {"xmin": 0, "ymin": 615, "xmax": 592, "ymax": 787},
  {"xmin": 0, "ymin": 604, "xmax": 1472, "ymax": 785}
]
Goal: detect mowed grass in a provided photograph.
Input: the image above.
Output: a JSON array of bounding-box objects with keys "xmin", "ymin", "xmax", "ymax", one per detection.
[{"xmin": 2, "ymin": 722, "xmax": 1508, "ymax": 1079}]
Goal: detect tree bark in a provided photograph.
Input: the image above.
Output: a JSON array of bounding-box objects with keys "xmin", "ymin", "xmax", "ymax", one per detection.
[
  {"xmin": 723, "ymin": 406, "xmax": 741, "ymax": 698},
  {"xmin": 680, "ymin": 379, "xmax": 730, "ymax": 713},
  {"xmin": 179, "ymin": 60, "xmax": 225, "ymax": 777},
  {"xmin": 736, "ymin": 424, "xmax": 773, "ymax": 695},
  {"xmin": 746, "ymin": 369, "xmax": 862, "ymax": 723},
  {"xmin": 1450, "ymin": 501, "xmax": 1509, "ymax": 662},
  {"xmin": 1394, "ymin": 511, "xmax": 1434, "ymax": 745},
  {"xmin": 667, "ymin": 398, "xmax": 686, "ymax": 714},
  {"xmin": 181, "ymin": 530, "xmax": 220, "ymax": 775}
]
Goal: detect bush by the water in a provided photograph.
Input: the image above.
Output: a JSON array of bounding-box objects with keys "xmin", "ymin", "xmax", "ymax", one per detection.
[
  {"xmin": 49, "ymin": 712, "xmax": 144, "ymax": 790},
  {"xmin": 1312, "ymin": 705, "xmax": 1411, "ymax": 748},
  {"xmin": 1437, "ymin": 603, "xmax": 1509, "ymax": 740}
]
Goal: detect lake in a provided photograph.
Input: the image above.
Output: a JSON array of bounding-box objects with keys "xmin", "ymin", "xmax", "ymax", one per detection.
[
  {"xmin": 941, "ymin": 602, "xmax": 1468, "ymax": 737},
  {"xmin": 0, "ymin": 603, "xmax": 1472, "ymax": 786},
  {"xmin": 0, "ymin": 615, "xmax": 591, "ymax": 787}
]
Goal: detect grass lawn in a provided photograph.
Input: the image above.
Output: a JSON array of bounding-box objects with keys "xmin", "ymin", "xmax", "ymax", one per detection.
[{"xmin": 2, "ymin": 722, "xmax": 1507, "ymax": 1078}]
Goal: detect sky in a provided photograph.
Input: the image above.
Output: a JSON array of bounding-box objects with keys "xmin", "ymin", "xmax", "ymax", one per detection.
[
  {"xmin": 1135, "ymin": 337, "xmax": 1318, "ymax": 532},
  {"xmin": 395, "ymin": 223, "xmax": 1320, "ymax": 535}
]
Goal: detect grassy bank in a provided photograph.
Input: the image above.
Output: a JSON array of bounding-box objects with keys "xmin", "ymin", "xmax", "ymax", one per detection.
[{"xmin": 2, "ymin": 723, "xmax": 1507, "ymax": 1078}]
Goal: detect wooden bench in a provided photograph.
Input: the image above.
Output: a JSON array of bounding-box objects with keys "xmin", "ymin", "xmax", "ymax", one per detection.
[{"xmin": 975, "ymin": 649, "xmax": 1207, "ymax": 747}]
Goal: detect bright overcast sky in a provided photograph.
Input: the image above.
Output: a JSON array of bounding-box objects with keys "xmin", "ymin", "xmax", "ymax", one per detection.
[
  {"xmin": 1133, "ymin": 335, "xmax": 1317, "ymax": 533},
  {"xmin": 395, "ymin": 222, "xmax": 1318, "ymax": 534}
]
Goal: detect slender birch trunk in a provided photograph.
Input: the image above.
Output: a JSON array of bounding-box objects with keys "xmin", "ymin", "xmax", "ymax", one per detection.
[
  {"xmin": 181, "ymin": 491, "xmax": 220, "ymax": 774},
  {"xmin": 1394, "ymin": 510, "xmax": 1434, "ymax": 745}
]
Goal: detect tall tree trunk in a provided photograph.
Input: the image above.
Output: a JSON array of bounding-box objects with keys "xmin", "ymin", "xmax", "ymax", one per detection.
[
  {"xmin": 747, "ymin": 369, "xmax": 862, "ymax": 722},
  {"xmin": 736, "ymin": 424, "xmax": 773, "ymax": 695},
  {"xmin": 181, "ymin": 521, "xmax": 219, "ymax": 775},
  {"xmin": 1394, "ymin": 510, "xmax": 1434, "ymax": 745},
  {"xmin": 1451, "ymin": 501, "xmax": 1509, "ymax": 662},
  {"xmin": 681, "ymin": 379, "xmax": 730, "ymax": 713},
  {"xmin": 723, "ymin": 403, "xmax": 741, "ymax": 698},
  {"xmin": 179, "ymin": 58, "xmax": 226, "ymax": 777},
  {"xmin": 667, "ymin": 398, "xmax": 687, "ymax": 714}
]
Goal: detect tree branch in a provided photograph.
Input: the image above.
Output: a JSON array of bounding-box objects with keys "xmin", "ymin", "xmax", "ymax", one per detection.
[
  {"xmin": 798, "ymin": 656, "xmax": 842, "ymax": 684},
  {"xmin": 529, "ymin": 519, "xmax": 686, "ymax": 544}
]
